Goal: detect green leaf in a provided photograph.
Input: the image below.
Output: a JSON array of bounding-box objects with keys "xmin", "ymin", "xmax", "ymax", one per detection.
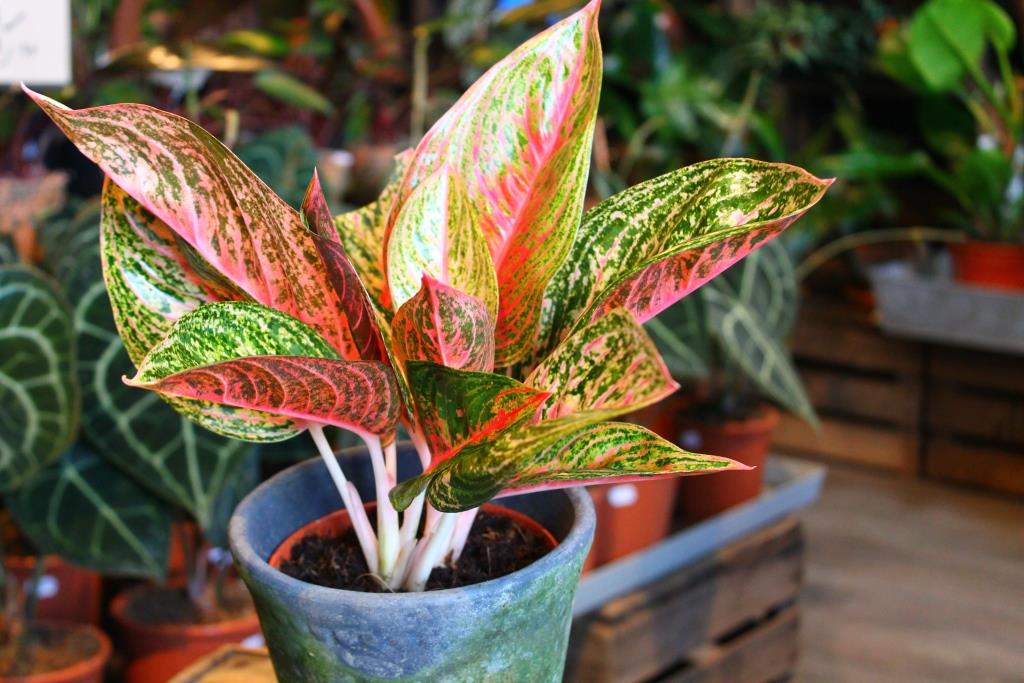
[
  {"xmin": 536, "ymin": 158, "xmax": 830, "ymax": 362},
  {"xmin": 68, "ymin": 241, "xmax": 251, "ymax": 532},
  {"xmin": 129, "ymin": 302, "xmax": 399, "ymax": 441},
  {"xmin": 0, "ymin": 266, "xmax": 78, "ymax": 493},
  {"xmin": 389, "ymin": 0, "xmax": 603, "ymax": 364},
  {"xmin": 386, "ymin": 169, "xmax": 498, "ymax": 319},
  {"xmin": 254, "ymin": 70, "xmax": 334, "ymax": 114},
  {"xmin": 711, "ymin": 239, "xmax": 797, "ymax": 339},
  {"xmin": 203, "ymin": 448, "xmax": 260, "ymax": 548},
  {"xmin": 9, "ymin": 444, "xmax": 172, "ymax": 579},
  {"xmin": 419, "ymin": 416, "xmax": 746, "ymax": 512},
  {"xmin": 526, "ymin": 308, "xmax": 677, "ymax": 420},
  {"xmin": 644, "ymin": 296, "xmax": 710, "ymax": 380}
]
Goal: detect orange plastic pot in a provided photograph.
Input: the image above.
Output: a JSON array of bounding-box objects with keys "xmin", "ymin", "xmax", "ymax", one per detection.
[
  {"xmin": 4, "ymin": 556, "xmax": 101, "ymax": 626},
  {"xmin": 950, "ymin": 241, "xmax": 1024, "ymax": 290},
  {"xmin": 269, "ymin": 502, "xmax": 557, "ymax": 569},
  {"xmin": 0, "ymin": 622, "xmax": 111, "ymax": 683},
  {"xmin": 674, "ymin": 405, "xmax": 780, "ymax": 522},
  {"xmin": 110, "ymin": 585, "xmax": 261, "ymax": 683},
  {"xmin": 584, "ymin": 477, "xmax": 679, "ymax": 570}
]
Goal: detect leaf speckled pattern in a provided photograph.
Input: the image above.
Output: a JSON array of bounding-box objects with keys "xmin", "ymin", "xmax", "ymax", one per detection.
[
  {"xmin": 392, "ymin": 276, "xmax": 495, "ymax": 372},
  {"xmin": 527, "ymin": 308, "xmax": 678, "ymax": 420},
  {"xmin": 388, "ymin": 0, "xmax": 602, "ymax": 365},
  {"xmin": 420, "ymin": 417, "xmax": 746, "ymax": 512},
  {"xmin": 535, "ymin": 159, "xmax": 831, "ymax": 360},
  {"xmin": 130, "ymin": 302, "xmax": 398, "ymax": 440},
  {"xmin": 24, "ymin": 87, "xmax": 359, "ymax": 360}
]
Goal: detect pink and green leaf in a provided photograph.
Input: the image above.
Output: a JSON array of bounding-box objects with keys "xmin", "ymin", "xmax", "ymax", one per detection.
[
  {"xmin": 386, "ymin": 169, "xmax": 498, "ymax": 318},
  {"xmin": 333, "ymin": 150, "xmax": 412, "ymax": 311},
  {"xmin": 128, "ymin": 301, "xmax": 398, "ymax": 441},
  {"xmin": 387, "ymin": 0, "xmax": 602, "ymax": 365},
  {"xmin": 396, "ymin": 416, "xmax": 746, "ymax": 513},
  {"xmin": 526, "ymin": 308, "xmax": 678, "ymax": 420},
  {"xmin": 392, "ymin": 276, "xmax": 495, "ymax": 372},
  {"xmin": 535, "ymin": 159, "xmax": 832, "ymax": 360},
  {"xmin": 25, "ymin": 86, "xmax": 360, "ymax": 360}
]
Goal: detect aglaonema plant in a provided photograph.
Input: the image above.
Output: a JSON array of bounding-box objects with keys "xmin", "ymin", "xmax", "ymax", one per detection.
[{"xmin": 26, "ymin": 0, "xmax": 829, "ymax": 592}]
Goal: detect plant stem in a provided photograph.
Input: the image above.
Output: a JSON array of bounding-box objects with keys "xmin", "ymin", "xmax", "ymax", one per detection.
[
  {"xmin": 404, "ymin": 512, "xmax": 457, "ymax": 592},
  {"xmin": 309, "ymin": 425, "xmax": 379, "ymax": 575},
  {"xmin": 448, "ymin": 507, "xmax": 479, "ymax": 564},
  {"xmin": 364, "ymin": 435, "xmax": 401, "ymax": 581}
]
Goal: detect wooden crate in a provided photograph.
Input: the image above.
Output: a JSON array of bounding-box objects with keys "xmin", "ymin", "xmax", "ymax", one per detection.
[
  {"xmin": 565, "ymin": 517, "xmax": 803, "ymax": 683},
  {"xmin": 170, "ymin": 646, "xmax": 274, "ymax": 683},
  {"xmin": 924, "ymin": 346, "xmax": 1024, "ymax": 496},
  {"xmin": 773, "ymin": 296, "xmax": 923, "ymax": 473}
]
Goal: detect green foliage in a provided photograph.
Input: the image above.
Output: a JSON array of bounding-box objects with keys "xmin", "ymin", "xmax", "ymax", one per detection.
[{"xmin": 235, "ymin": 126, "xmax": 319, "ymax": 209}]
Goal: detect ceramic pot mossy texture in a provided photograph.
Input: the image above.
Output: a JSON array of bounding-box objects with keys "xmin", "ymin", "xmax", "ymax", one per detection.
[{"xmin": 230, "ymin": 444, "xmax": 596, "ymax": 682}]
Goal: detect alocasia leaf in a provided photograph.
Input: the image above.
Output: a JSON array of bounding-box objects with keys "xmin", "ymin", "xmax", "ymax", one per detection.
[
  {"xmin": 644, "ymin": 296, "xmax": 710, "ymax": 380},
  {"xmin": 392, "ymin": 276, "xmax": 494, "ymax": 372},
  {"xmin": 388, "ymin": 0, "xmax": 602, "ymax": 365},
  {"xmin": 68, "ymin": 240, "xmax": 250, "ymax": 532},
  {"xmin": 334, "ymin": 150, "xmax": 412, "ymax": 311},
  {"xmin": 406, "ymin": 360, "xmax": 550, "ymax": 466},
  {"xmin": 535, "ymin": 158, "xmax": 831, "ymax": 361},
  {"xmin": 526, "ymin": 308, "xmax": 678, "ymax": 420},
  {"xmin": 0, "ymin": 266, "xmax": 78, "ymax": 493},
  {"xmin": 407, "ymin": 416, "xmax": 746, "ymax": 512},
  {"xmin": 24, "ymin": 87, "xmax": 361, "ymax": 360},
  {"xmin": 386, "ymin": 169, "xmax": 498, "ymax": 318},
  {"xmin": 127, "ymin": 302, "xmax": 399, "ymax": 441},
  {"xmin": 9, "ymin": 444, "xmax": 172, "ymax": 579},
  {"xmin": 711, "ymin": 239, "xmax": 797, "ymax": 340}
]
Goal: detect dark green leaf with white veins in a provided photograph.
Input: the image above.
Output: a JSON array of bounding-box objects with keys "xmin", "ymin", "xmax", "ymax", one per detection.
[
  {"xmin": 129, "ymin": 301, "xmax": 398, "ymax": 441},
  {"xmin": 417, "ymin": 416, "xmax": 746, "ymax": 512},
  {"xmin": 644, "ymin": 295, "xmax": 710, "ymax": 380},
  {"xmin": 711, "ymin": 238, "xmax": 797, "ymax": 339},
  {"xmin": 9, "ymin": 444, "xmax": 173, "ymax": 579},
  {"xmin": 67, "ymin": 241, "xmax": 250, "ymax": 531},
  {"xmin": 0, "ymin": 266, "xmax": 78, "ymax": 493},
  {"xmin": 526, "ymin": 308, "xmax": 678, "ymax": 420}
]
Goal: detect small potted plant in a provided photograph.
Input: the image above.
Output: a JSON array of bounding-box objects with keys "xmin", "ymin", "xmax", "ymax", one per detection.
[
  {"xmin": 646, "ymin": 239, "xmax": 816, "ymax": 520},
  {"xmin": 877, "ymin": 0, "xmax": 1024, "ymax": 289},
  {"xmin": 27, "ymin": 1, "xmax": 829, "ymax": 678}
]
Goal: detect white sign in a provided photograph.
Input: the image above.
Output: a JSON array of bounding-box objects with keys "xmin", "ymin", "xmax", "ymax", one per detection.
[{"xmin": 0, "ymin": 0, "xmax": 72, "ymax": 86}]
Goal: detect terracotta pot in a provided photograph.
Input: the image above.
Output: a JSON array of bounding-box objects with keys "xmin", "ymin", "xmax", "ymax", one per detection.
[
  {"xmin": 584, "ymin": 477, "xmax": 679, "ymax": 570},
  {"xmin": 4, "ymin": 556, "xmax": 101, "ymax": 626},
  {"xmin": 0, "ymin": 622, "xmax": 110, "ymax": 683},
  {"xmin": 950, "ymin": 240, "xmax": 1024, "ymax": 290},
  {"xmin": 674, "ymin": 405, "xmax": 780, "ymax": 522},
  {"xmin": 110, "ymin": 584, "xmax": 261, "ymax": 683},
  {"xmin": 269, "ymin": 502, "xmax": 556, "ymax": 568}
]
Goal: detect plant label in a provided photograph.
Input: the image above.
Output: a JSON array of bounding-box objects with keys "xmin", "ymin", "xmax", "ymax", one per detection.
[{"xmin": 0, "ymin": 0, "xmax": 72, "ymax": 86}]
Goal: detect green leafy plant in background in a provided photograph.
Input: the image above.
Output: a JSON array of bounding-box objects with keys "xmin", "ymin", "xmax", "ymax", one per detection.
[
  {"xmin": 646, "ymin": 238, "xmax": 815, "ymax": 425},
  {"xmin": 876, "ymin": 0, "xmax": 1024, "ymax": 243},
  {"xmin": 0, "ymin": 208, "xmax": 254, "ymax": 623},
  {"xmin": 28, "ymin": 0, "xmax": 829, "ymax": 592}
]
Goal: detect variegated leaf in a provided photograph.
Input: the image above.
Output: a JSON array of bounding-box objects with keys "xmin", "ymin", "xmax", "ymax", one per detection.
[
  {"xmin": 25, "ymin": 87, "xmax": 360, "ymax": 359},
  {"xmin": 414, "ymin": 416, "xmax": 746, "ymax": 512},
  {"xmin": 526, "ymin": 308, "xmax": 678, "ymax": 420},
  {"xmin": 9, "ymin": 444, "xmax": 173, "ymax": 579},
  {"xmin": 386, "ymin": 169, "xmax": 498, "ymax": 318},
  {"xmin": 536, "ymin": 159, "xmax": 831, "ymax": 361},
  {"xmin": 0, "ymin": 266, "xmax": 78, "ymax": 493},
  {"xmin": 392, "ymin": 276, "xmax": 495, "ymax": 372},
  {"xmin": 407, "ymin": 360, "xmax": 550, "ymax": 465},
  {"xmin": 100, "ymin": 180, "xmax": 228, "ymax": 367},
  {"xmin": 128, "ymin": 302, "xmax": 398, "ymax": 441},
  {"xmin": 334, "ymin": 150, "xmax": 412, "ymax": 311},
  {"xmin": 388, "ymin": 0, "xmax": 602, "ymax": 364},
  {"xmin": 304, "ymin": 172, "xmax": 387, "ymax": 363}
]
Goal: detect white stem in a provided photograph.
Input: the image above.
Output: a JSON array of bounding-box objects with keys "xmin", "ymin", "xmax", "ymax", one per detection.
[
  {"xmin": 309, "ymin": 425, "xmax": 378, "ymax": 575},
  {"xmin": 384, "ymin": 437, "xmax": 397, "ymax": 483},
  {"xmin": 448, "ymin": 507, "xmax": 480, "ymax": 564},
  {"xmin": 424, "ymin": 502, "xmax": 442, "ymax": 536},
  {"xmin": 404, "ymin": 512, "xmax": 457, "ymax": 592},
  {"xmin": 399, "ymin": 492, "xmax": 426, "ymax": 546},
  {"xmin": 408, "ymin": 427, "xmax": 432, "ymax": 470},
  {"xmin": 363, "ymin": 434, "xmax": 401, "ymax": 580},
  {"xmin": 387, "ymin": 542, "xmax": 416, "ymax": 591}
]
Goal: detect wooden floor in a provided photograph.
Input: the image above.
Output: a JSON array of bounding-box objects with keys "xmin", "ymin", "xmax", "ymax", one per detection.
[{"xmin": 798, "ymin": 464, "xmax": 1024, "ymax": 682}]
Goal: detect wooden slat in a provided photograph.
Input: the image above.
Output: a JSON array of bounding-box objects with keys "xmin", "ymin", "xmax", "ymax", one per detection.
[
  {"xmin": 928, "ymin": 346, "xmax": 1024, "ymax": 393},
  {"xmin": 565, "ymin": 518, "xmax": 802, "ymax": 683},
  {"xmin": 928, "ymin": 386, "xmax": 1024, "ymax": 445},
  {"xmin": 169, "ymin": 646, "xmax": 275, "ymax": 683},
  {"xmin": 658, "ymin": 606, "xmax": 799, "ymax": 683},
  {"xmin": 925, "ymin": 439, "xmax": 1024, "ymax": 496},
  {"xmin": 800, "ymin": 367, "xmax": 919, "ymax": 427},
  {"xmin": 772, "ymin": 414, "xmax": 918, "ymax": 473}
]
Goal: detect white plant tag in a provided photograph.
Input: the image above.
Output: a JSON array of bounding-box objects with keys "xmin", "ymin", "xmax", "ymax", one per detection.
[
  {"xmin": 607, "ymin": 483, "xmax": 639, "ymax": 508},
  {"xmin": 0, "ymin": 0, "xmax": 72, "ymax": 86}
]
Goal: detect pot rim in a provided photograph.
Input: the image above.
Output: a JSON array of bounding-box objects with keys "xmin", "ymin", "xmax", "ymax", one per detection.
[
  {"xmin": 110, "ymin": 583, "xmax": 259, "ymax": 637},
  {"xmin": 677, "ymin": 402, "xmax": 780, "ymax": 435},
  {"xmin": 2, "ymin": 621, "xmax": 112, "ymax": 682},
  {"xmin": 230, "ymin": 447, "xmax": 596, "ymax": 607}
]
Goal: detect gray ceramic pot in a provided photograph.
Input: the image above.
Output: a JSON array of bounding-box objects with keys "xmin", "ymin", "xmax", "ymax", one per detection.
[{"xmin": 230, "ymin": 444, "xmax": 595, "ymax": 682}]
